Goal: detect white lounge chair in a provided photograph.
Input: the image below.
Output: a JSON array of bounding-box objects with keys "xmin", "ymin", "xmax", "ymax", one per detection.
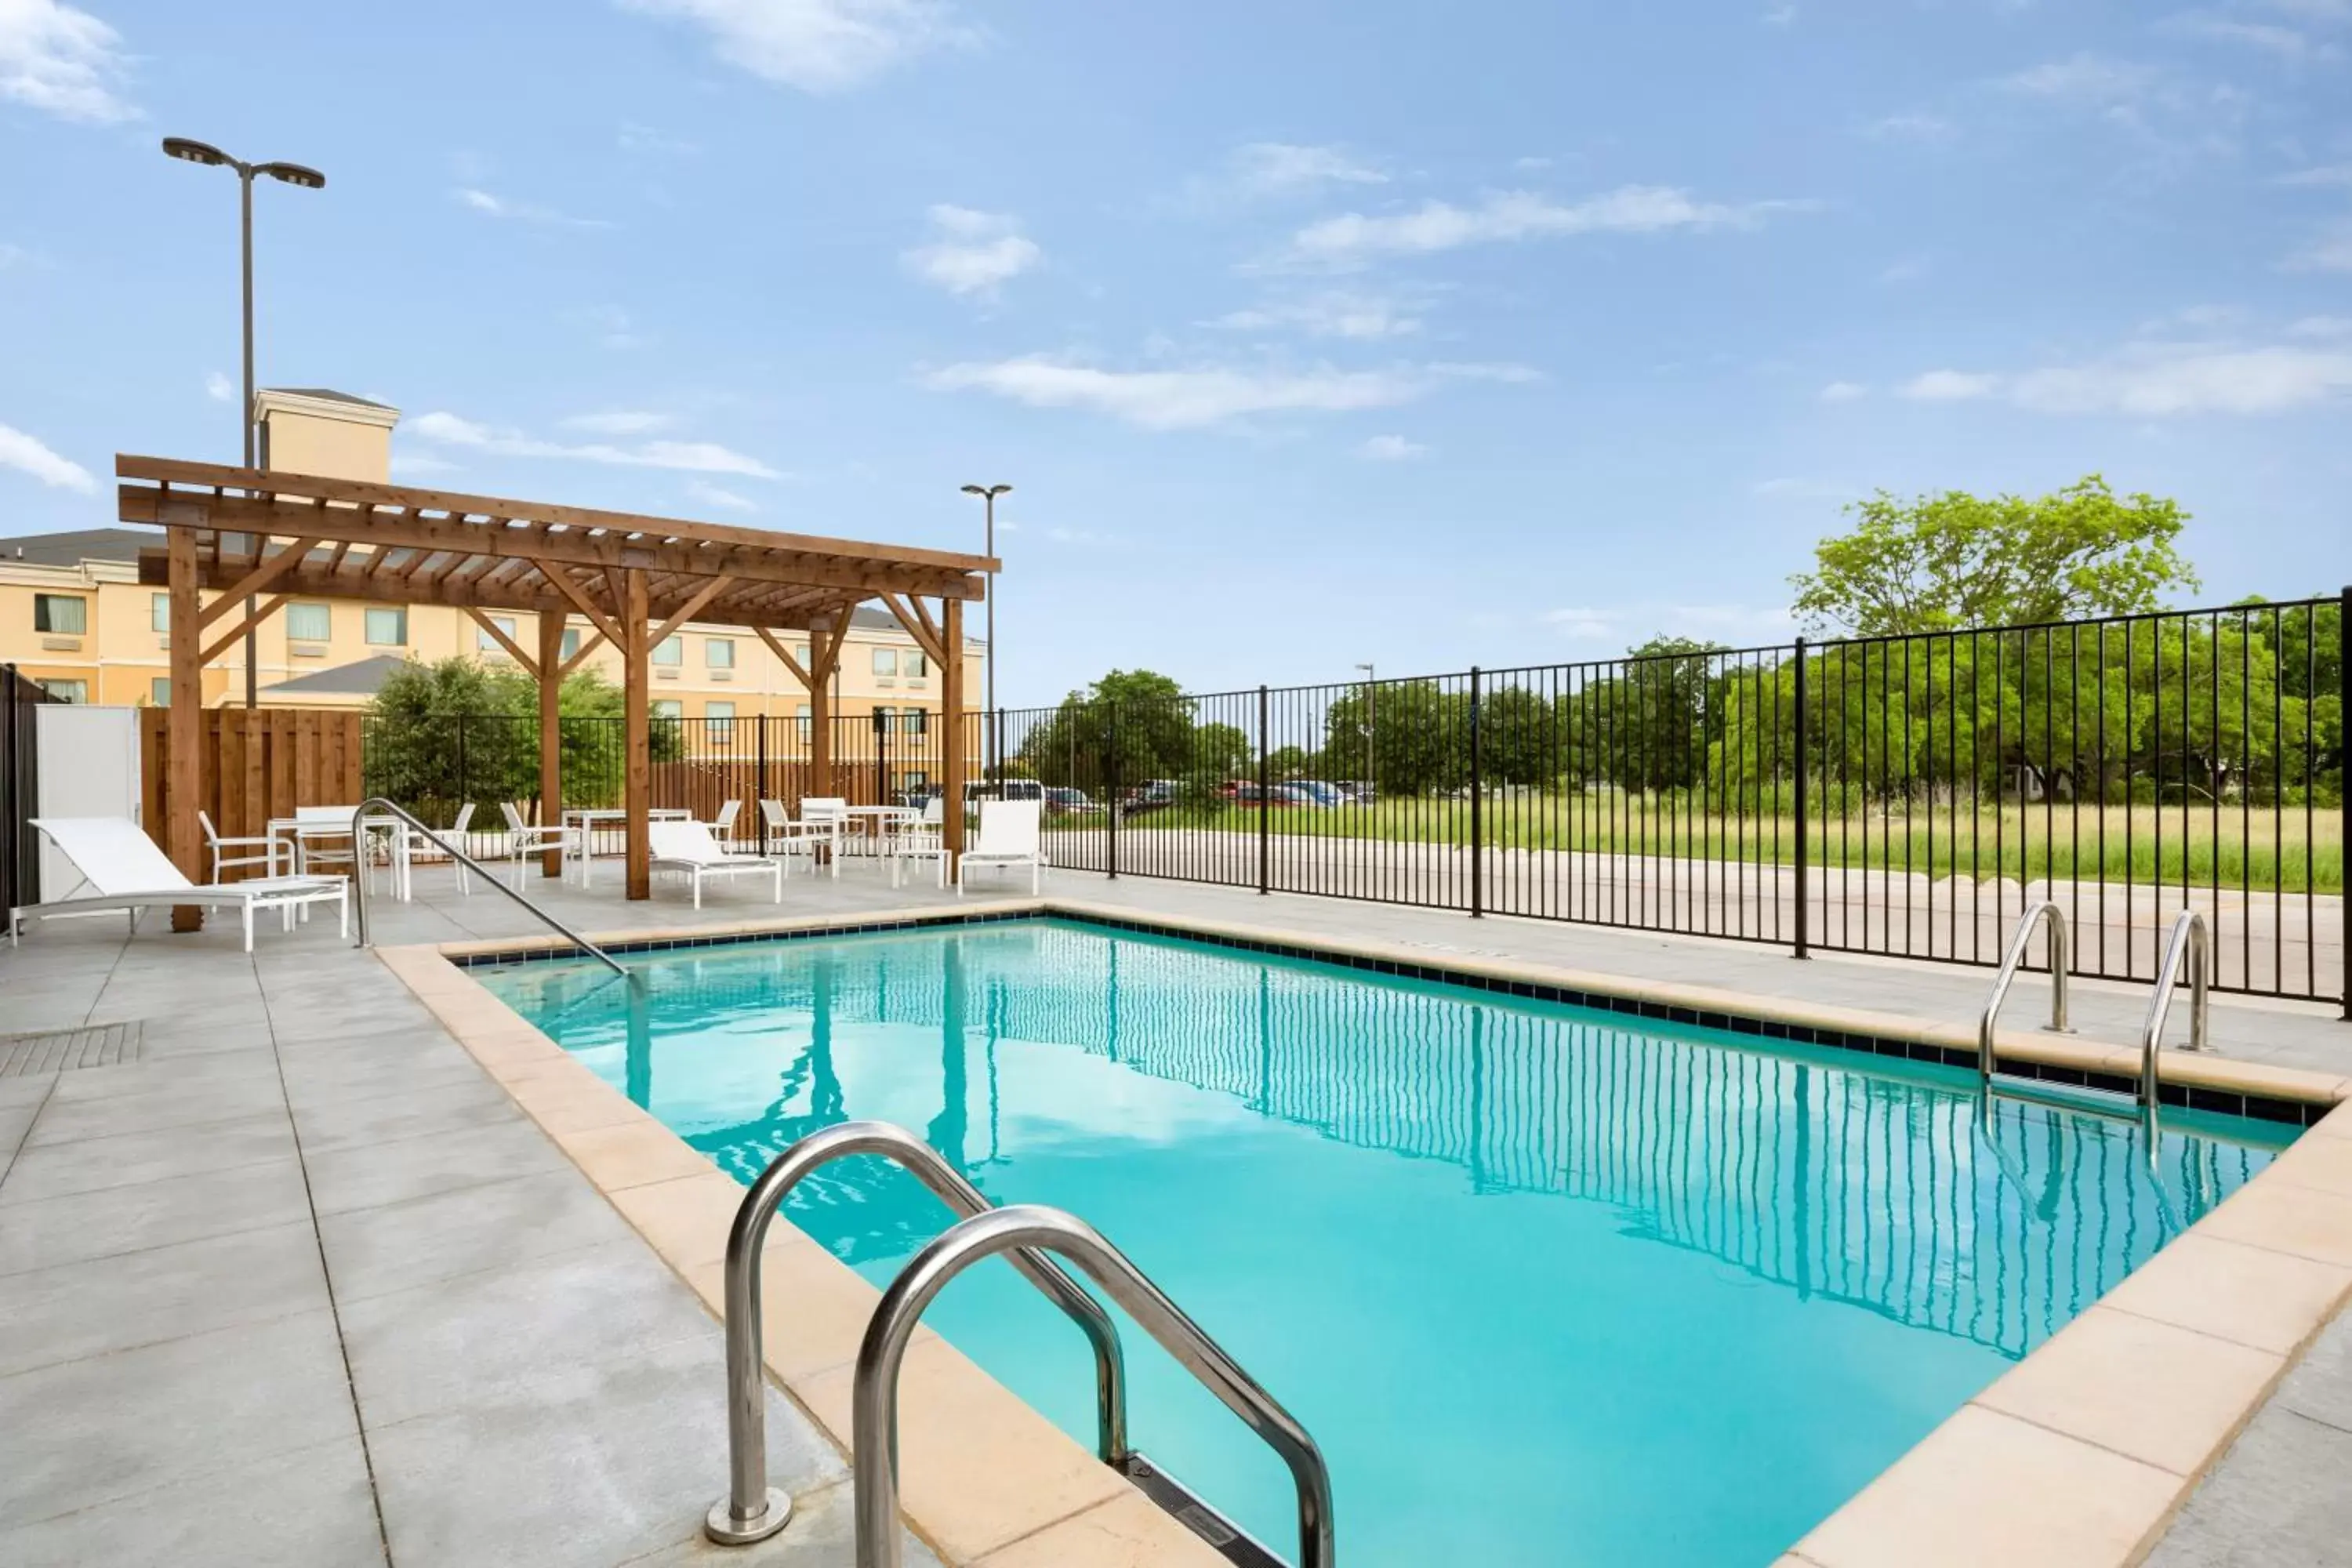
[
  {"xmin": 648, "ymin": 819, "xmax": 782, "ymax": 908},
  {"xmin": 12, "ymin": 817, "xmax": 348, "ymax": 953},
  {"xmin": 957, "ymin": 799, "xmax": 1046, "ymax": 895},
  {"xmin": 887, "ymin": 796, "xmax": 949, "ymax": 890}
]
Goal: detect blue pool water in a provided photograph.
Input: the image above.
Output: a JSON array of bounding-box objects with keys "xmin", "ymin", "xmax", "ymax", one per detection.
[{"xmin": 479, "ymin": 919, "xmax": 2292, "ymax": 1566}]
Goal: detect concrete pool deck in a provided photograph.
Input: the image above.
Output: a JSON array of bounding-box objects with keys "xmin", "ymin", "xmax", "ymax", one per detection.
[{"xmin": 2, "ymin": 859, "xmax": 2347, "ymax": 1565}]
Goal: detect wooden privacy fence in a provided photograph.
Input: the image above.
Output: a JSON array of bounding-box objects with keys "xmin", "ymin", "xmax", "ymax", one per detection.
[{"xmin": 142, "ymin": 707, "xmax": 365, "ymax": 876}]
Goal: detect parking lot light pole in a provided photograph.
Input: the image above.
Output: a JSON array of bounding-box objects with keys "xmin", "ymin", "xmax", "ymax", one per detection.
[
  {"xmin": 960, "ymin": 484, "xmax": 1011, "ymax": 778},
  {"xmin": 162, "ymin": 137, "xmax": 325, "ymax": 708}
]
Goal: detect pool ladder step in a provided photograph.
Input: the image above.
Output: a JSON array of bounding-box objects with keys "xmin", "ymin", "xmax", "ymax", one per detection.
[
  {"xmin": 703, "ymin": 1120, "xmax": 1334, "ymax": 1568},
  {"xmin": 1976, "ymin": 904, "xmax": 2212, "ymax": 1146}
]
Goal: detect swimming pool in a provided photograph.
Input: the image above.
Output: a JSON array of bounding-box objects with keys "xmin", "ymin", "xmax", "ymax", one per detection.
[{"xmin": 478, "ymin": 917, "xmax": 2292, "ymax": 1566}]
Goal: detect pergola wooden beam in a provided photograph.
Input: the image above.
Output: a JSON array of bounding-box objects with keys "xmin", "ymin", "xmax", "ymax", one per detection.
[{"xmin": 128, "ymin": 455, "xmax": 986, "ymax": 909}]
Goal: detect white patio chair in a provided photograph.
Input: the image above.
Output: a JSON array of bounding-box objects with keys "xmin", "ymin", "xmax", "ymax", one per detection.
[
  {"xmin": 648, "ymin": 819, "xmax": 782, "ymax": 908},
  {"xmin": 708, "ymin": 797, "xmax": 743, "ymax": 848},
  {"xmin": 397, "ymin": 802, "xmax": 474, "ymax": 896},
  {"xmin": 957, "ymin": 799, "xmax": 1046, "ymax": 895},
  {"xmin": 13, "ymin": 817, "xmax": 347, "ymax": 953},
  {"xmin": 886, "ymin": 796, "xmax": 949, "ymax": 890},
  {"xmin": 199, "ymin": 809, "xmax": 281, "ymax": 882},
  {"xmin": 499, "ymin": 801, "xmax": 582, "ymax": 891},
  {"xmin": 289, "ymin": 804, "xmax": 361, "ymax": 878},
  {"xmin": 758, "ymin": 799, "xmax": 824, "ymax": 878}
]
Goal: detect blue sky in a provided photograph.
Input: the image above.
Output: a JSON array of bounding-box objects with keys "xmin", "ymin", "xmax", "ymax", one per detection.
[{"xmin": 2, "ymin": 0, "xmax": 2349, "ymax": 703}]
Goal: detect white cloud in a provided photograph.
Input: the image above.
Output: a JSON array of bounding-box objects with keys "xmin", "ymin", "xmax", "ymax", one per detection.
[
  {"xmin": 2277, "ymin": 163, "xmax": 2352, "ymax": 187},
  {"xmin": 390, "ymin": 454, "xmax": 461, "ymax": 477},
  {"xmin": 615, "ymin": 0, "xmax": 972, "ymax": 93},
  {"xmin": 2001, "ymin": 54, "xmax": 2158, "ymax": 107},
  {"xmin": 619, "ymin": 121, "xmax": 696, "ymax": 154},
  {"xmin": 452, "ymin": 188, "xmax": 611, "ymax": 229},
  {"xmin": 2288, "ymin": 314, "xmax": 2352, "ymax": 338},
  {"xmin": 562, "ymin": 410, "xmax": 676, "ymax": 435},
  {"xmin": 1206, "ymin": 289, "xmax": 1424, "ymax": 339},
  {"xmin": 0, "ymin": 0, "xmax": 134, "ymax": 122},
  {"xmin": 1818, "ymin": 380, "xmax": 1867, "ymax": 402},
  {"xmin": 1290, "ymin": 184, "xmax": 1806, "ymax": 263},
  {"xmin": 1231, "ymin": 143, "xmax": 1386, "ymax": 196},
  {"xmin": 1899, "ymin": 342, "xmax": 2352, "ymax": 416},
  {"xmin": 925, "ymin": 358, "xmax": 1425, "ymax": 430},
  {"xmin": 2286, "ymin": 224, "xmax": 2352, "ymax": 272},
  {"xmin": 1864, "ymin": 112, "xmax": 1954, "ymax": 142},
  {"xmin": 205, "ymin": 371, "xmax": 234, "ymax": 404},
  {"xmin": 0, "ymin": 423, "xmax": 93, "ymax": 492},
  {"xmin": 1427, "ymin": 361, "xmax": 1544, "ymax": 384},
  {"xmin": 902, "ymin": 205, "xmax": 1041, "ymax": 297},
  {"xmin": 1762, "ymin": 5, "xmax": 1798, "ymax": 24},
  {"xmin": 1359, "ymin": 434, "xmax": 1428, "ymax": 461},
  {"xmin": 2164, "ymin": 15, "xmax": 2336, "ymax": 60},
  {"xmin": 411, "ymin": 411, "xmax": 782, "ymax": 477},
  {"xmin": 1544, "ymin": 602, "xmax": 1795, "ymax": 644},
  {"xmin": 684, "ymin": 478, "xmax": 757, "ymax": 511},
  {"xmin": 1512, "ymin": 155, "xmax": 1553, "ymax": 171},
  {"xmin": 1900, "ymin": 369, "xmax": 2002, "ymax": 401}
]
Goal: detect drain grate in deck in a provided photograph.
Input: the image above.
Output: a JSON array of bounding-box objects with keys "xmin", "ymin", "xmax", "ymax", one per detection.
[{"xmin": 0, "ymin": 1022, "xmax": 145, "ymax": 1077}]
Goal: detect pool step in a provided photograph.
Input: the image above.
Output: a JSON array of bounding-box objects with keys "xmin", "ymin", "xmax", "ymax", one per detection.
[{"xmin": 1117, "ymin": 1452, "xmax": 1288, "ymax": 1568}]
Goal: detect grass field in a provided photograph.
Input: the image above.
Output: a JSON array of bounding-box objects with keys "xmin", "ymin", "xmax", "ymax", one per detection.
[{"xmin": 1071, "ymin": 795, "xmax": 2345, "ymax": 895}]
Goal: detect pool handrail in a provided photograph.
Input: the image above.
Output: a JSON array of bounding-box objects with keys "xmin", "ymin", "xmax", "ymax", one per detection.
[
  {"xmin": 706, "ymin": 1121, "xmax": 1129, "ymax": 1546},
  {"xmin": 349, "ymin": 798, "xmax": 627, "ymax": 978},
  {"xmin": 2138, "ymin": 909, "xmax": 2212, "ymax": 1109},
  {"xmin": 851, "ymin": 1203, "xmax": 1334, "ymax": 1568},
  {"xmin": 1976, "ymin": 901, "xmax": 2072, "ymax": 1081}
]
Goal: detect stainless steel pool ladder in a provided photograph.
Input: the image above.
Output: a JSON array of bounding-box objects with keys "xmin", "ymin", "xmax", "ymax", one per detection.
[
  {"xmin": 349, "ymin": 798, "xmax": 627, "ymax": 978},
  {"xmin": 706, "ymin": 1120, "xmax": 1335, "ymax": 1568},
  {"xmin": 705, "ymin": 1120, "xmax": 1128, "ymax": 1547},
  {"xmin": 2136, "ymin": 909, "xmax": 2212, "ymax": 1109}
]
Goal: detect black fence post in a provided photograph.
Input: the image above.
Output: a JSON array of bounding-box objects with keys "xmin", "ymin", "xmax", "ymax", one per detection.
[
  {"xmin": 1105, "ymin": 701, "xmax": 1120, "ymax": 880},
  {"xmin": 1257, "ymin": 684, "xmax": 1270, "ymax": 895},
  {"xmin": 1469, "ymin": 666, "xmax": 1484, "ymax": 919},
  {"xmin": 1792, "ymin": 635, "xmax": 1809, "ymax": 960},
  {"xmin": 2340, "ymin": 587, "xmax": 2350, "ymax": 1021},
  {"xmin": 456, "ymin": 713, "xmax": 470, "ymax": 818}
]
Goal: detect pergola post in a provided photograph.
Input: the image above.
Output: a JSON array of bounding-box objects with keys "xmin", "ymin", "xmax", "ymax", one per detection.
[
  {"xmin": 537, "ymin": 611, "xmax": 565, "ymax": 877},
  {"xmin": 809, "ymin": 618, "xmax": 839, "ymax": 797},
  {"xmin": 624, "ymin": 569, "xmax": 651, "ymax": 901},
  {"xmin": 166, "ymin": 525, "xmax": 205, "ymax": 931},
  {"xmin": 942, "ymin": 597, "xmax": 965, "ymax": 864}
]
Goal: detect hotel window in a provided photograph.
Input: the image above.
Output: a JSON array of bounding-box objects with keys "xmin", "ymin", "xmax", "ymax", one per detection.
[
  {"xmin": 150, "ymin": 677, "xmax": 171, "ymax": 706},
  {"xmin": 872, "ymin": 648, "xmax": 897, "ymax": 686},
  {"xmin": 151, "ymin": 593, "xmax": 171, "ymax": 633},
  {"xmin": 365, "ymin": 608, "xmax": 408, "ymax": 646},
  {"xmin": 561, "ymin": 627, "xmax": 583, "ymax": 660},
  {"xmin": 902, "ymin": 651, "xmax": 928, "ymax": 680},
  {"xmin": 705, "ymin": 700, "xmax": 735, "ymax": 741},
  {"xmin": 41, "ymin": 678, "xmax": 88, "ymax": 703},
  {"xmin": 903, "ymin": 707, "xmax": 929, "ymax": 735},
  {"xmin": 33, "ymin": 594, "xmax": 86, "ymax": 635},
  {"xmin": 706, "ymin": 637, "xmax": 735, "ymax": 669},
  {"xmin": 652, "ymin": 699, "xmax": 684, "ymax": 720},
  {"xmin": 287, "ymin": 602, "xmax": 332, "ymax": 642},
  {"xmin": 474, "ymin": 614, "xmax": 517, "ymax": 654},
  {"xmin": 652, "ymin": 636, "xmax": 683, "ymax": 666},
  {"xmin": 795, "ymin": 705, "xmax": 813, "ymax": 741}
]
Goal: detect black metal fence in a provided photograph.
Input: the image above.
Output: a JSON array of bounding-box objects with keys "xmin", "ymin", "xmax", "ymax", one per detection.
[
  {"xmin": 1, "ymin": 664, "xmax": 52, "ymax": 913},
  {"xmin": 357, "ymin": 593, "xmax": 2347, "ymax": 1008},
  {"xmin": 1002, "ymin": 595, "xmax": 2345, "ymax": 1009}
]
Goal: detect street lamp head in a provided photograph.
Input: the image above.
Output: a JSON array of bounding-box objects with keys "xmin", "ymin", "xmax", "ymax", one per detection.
[
  {"xmin": 961, "ymin": 483, "xmax": 1012, "ymax": 499},
  {"xmin": 162, "ymin": 136, "xmax": 231, "ymax": 167},
  {"xmin": 256, "ymin": 162, "xmax": 326, "ymax": 190}
]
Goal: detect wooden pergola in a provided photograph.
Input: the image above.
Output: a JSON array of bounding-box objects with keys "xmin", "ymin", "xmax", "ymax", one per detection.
[{"xmin": 118, "ymin": 456, "xmax": 993, "ymax": 924}]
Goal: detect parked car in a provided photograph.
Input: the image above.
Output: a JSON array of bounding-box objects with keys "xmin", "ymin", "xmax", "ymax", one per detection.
[
  {"xmin": 1289, "ymin": 780, "xmax": 1348, "ymax": 808},
  {"xmin": 1043, "ymin": 786, "xmax": 1098, "ymax": 815},
  {"xmin": 966, "ymin": 779, "xmax": 1044, "ymax": 805}
]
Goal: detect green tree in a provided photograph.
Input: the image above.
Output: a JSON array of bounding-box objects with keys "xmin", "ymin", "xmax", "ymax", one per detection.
[
  {"xmin": 364, "ymin": 655, "xmax": 661, "ymax": 818},
  {"xmin": 1791, "ymin": 476, "xmax": 2199, "ymax": 635}
]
